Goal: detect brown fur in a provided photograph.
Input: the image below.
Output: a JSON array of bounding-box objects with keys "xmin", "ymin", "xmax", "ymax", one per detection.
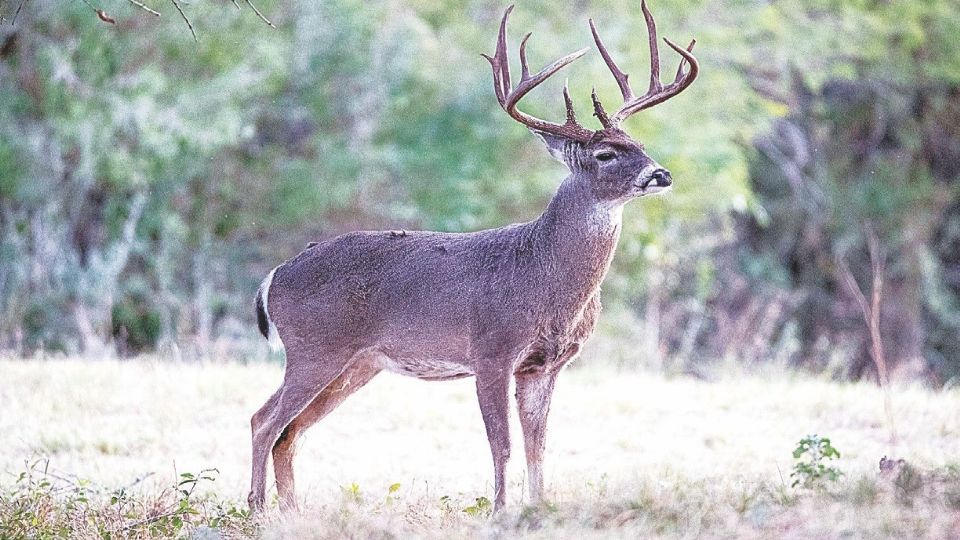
[{"xmin": 248, "ymin": 130, "xmax": 675, "ymax": 512}]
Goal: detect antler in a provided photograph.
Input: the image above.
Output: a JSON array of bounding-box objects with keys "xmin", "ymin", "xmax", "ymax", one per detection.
[
  {"xmin": 589, "ymin": 0, "xmax": 699, "ymax": 128},
  {"xmin": 482, "ymin": 5, "xmax": 594, "ymax": 142}
]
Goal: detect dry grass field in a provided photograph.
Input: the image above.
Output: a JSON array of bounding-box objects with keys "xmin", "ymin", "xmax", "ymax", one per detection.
[{"xmin": 2, "ymin": 356, "xmax": 960, "ymax": 538}]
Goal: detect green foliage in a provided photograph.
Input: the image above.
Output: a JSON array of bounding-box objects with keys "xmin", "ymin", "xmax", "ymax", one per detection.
[
  {"xmin": 340, "ymin": 482, "xmax": 363, "ymax": 504},
  {"xmin": 385, "ymin": 482, "xmax": 402, "ymax": 506},
  {"xmin": 0, "ymin": 459, "xmax": 253, "ymax": 539},
  {"xmin": 0, "ymin": 0, "xmax": 958, "ymax": 380},
  {"xmin": 790, "ymin": 435, "xmax": 843, "ymax": 488},
  {"xmin": 0, "ymin": 139, "xmax": 20, "ymax": 199},
  {"xmin": 462, "ymin": 496, "xmax": 492, "ymax": 517},
  {"xmin": 0, "ymin": 0, "xmax": 765, "ymax": 356},
  {"xmin": 713, "ymin": 0, "xmax": 960, "ymax": 378},
  {"xmin": 439, "ymin": 494, "xmax": 455, "ymax": 515},
  {"xmin": 111, "ymin": 293, "xmax": 163, "ymax": 353}
]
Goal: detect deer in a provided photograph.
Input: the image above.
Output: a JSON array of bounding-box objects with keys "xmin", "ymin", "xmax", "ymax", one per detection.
[{"xmin": 248, "ymin": 0, "xmax": 698, "ymax": 513}]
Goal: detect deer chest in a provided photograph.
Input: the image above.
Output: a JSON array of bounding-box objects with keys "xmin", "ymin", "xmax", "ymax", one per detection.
[{"xmin": 514, "ymin": 294, "xmax": 601, "ymax": 374}]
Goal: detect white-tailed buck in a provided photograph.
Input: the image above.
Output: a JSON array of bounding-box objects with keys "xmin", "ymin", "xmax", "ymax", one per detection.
[{"xmin": 249, "ymin": 0, "xmax": 698, "ymax": 512}]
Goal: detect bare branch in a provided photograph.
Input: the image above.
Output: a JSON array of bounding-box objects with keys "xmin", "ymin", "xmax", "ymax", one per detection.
[
  {"xmin": 838, "ymin": 257, "xmax": 871, "ymax": 327},
  {"xmin": 7, "ymin": 0, "xmax": 270, "ymax": 33},
  {"xmin": 837, "ymin": 227, "xmax": 896, "ymax": 444},
  {"xmin": 127, "ymin": 0, "xmax": 161, "ymax": 17},
  {"xmin": 169, "ymin": 0, "xmax": 197, "ymax": 41},
  {"xmin": 11, "ymin": 0, "xmax": 27, "ymax": 25},
  {"xmin": 865, "ymin": 228, "xmax": 887, "ymax": 384},
  {"xmin": 245, "ymin": 0, "xmax": 275, "ymax": 28}
]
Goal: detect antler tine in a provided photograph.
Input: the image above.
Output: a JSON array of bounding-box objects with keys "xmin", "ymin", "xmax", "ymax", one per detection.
[
  {"xmin": 592, "ymin": 88, "xmax": 615, "ymax": 129},
  {"xmin": 589, "ymin": 0, "xmax": 699, "ymax": 128},
  {"xmin": 519, "ymin": 32, "xmax": 533, "ymax": 81},
  {"xmin": 481, "ymin": 4, "xmax": 514, "ymax": 107},
  {"xmin": 640, "ymin": 0, "xmax": 662, "ymax": 95},
  {"xmin": 611, "ymin": 35, "xmax": 698, "ymax": 123},
  {"xmin": 483, "ymin": 5, "xmax": 594, "ymax": 141},
  {"xmin": 563, "ymin": 80, "xmax": 578, "ymax": 125},
  {"xmin": 589, "ymin": 18, "xmax": 634, "ymax": 102},
  {"xmin": 674, "ymin": 39, "xmax": 696, "ymax": 82}
]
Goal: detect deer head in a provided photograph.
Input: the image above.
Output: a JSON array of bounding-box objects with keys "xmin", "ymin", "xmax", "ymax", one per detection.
[{"xmin": 482, "ymin": 1, "xmax": 699, "ymax": 206}]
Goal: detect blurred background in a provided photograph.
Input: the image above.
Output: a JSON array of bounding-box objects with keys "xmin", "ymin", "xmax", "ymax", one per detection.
[{"xmin": 0, "ymin": 0, "xmax": 958, "ymax": 384}]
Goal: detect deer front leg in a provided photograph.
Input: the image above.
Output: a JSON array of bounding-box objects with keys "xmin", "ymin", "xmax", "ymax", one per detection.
[
  {"xmin": 514, "ymin": 369, "xmax": 559, "ymax": 506},
  {"xmin": 514, "ymin": 343, "xmax": 578, "ymax": 506},
  {"xmin": 475, "ymin": 372, "xmax": 511, "ymax": 512}
]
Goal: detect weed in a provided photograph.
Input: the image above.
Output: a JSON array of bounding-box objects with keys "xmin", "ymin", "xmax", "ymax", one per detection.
[
  {"xmin": 439, "ymin": 495, "xmax": 455, "ymax": 515},
  {"xmin": 385, "ymin": 482, "xmax": 401, "ymax": 506},
  {"xmin": 340, "ymin": 482, "xmax": 362, "ymax": 504},
  {"xmin": 892, "ymin": 462, "xmax": 923, "ymax": 506},
  {"xmin": 790, "ymin": 435, "xmax": 843, "ymax": 488},
  {"xmin": 850, "ymin": 475, "xmax": 879, "ymax": 506},
  {"xmin": 462, "ymin": 496, "xmax": 492, "ymax": 517},
  {"xmin": 0, "ymin": 459, "xmax": 253, "ymax": 538}
]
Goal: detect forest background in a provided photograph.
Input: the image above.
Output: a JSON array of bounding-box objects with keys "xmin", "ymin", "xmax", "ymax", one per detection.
[{"xmin": 1, "ymin": 0, "xmax": 959, "ymax": 384}]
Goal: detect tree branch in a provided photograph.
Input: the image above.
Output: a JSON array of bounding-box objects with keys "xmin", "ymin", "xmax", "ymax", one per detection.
[
  {"xmin": 127, "ymin": 0, "xmax": 161, "ymax": 17},
  {"xmin": 169, "ymin": 0, "xmax": 197, "ymax": 41},
  {"xmin": 12, "ymin": 0, "xmax": 27, "ymax": 24},
  {"xmin": 6, "ymin": 0, "xmax": 273, "ymax": 36},
  {"xmin": 245, "ymin": 0, "xmax": 275, "ymax": 28},
  {"xmin": 837, "ymin": 226, "xmax": 896, "ymax": 444}
]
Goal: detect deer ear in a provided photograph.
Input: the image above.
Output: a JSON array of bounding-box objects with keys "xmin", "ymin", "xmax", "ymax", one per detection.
[{"xmin": 531, "ymin": 130, "xmax": 570, "ymax": 166}]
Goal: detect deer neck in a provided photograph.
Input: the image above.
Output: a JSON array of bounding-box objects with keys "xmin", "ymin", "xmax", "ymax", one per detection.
[{"xmin": 530, "ymin": 177, "xmax": 623, "ymax": 302}]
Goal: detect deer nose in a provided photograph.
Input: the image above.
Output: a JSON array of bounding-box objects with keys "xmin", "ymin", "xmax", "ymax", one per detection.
[{"xmin": 650, "ymin": 168, "xmax": 672, "ymax": 187}]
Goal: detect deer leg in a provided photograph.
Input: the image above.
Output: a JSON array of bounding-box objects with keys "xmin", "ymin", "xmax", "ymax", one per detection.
[
  {"xmin": 272, "ymin": 359, "xmax": 381, "ymax": 512},
  {"xmin": 251, "ymin": 387, "xmax": 282, "ymax": 444},
  {"xmin": 475, "ymin": 372, "xmax": 512, "ymax": 512},
  {"xmin": 514, "ymin": 369, "xmax": 560, "ymax": 506},
  {"xmin": 248, "ymin": 354, "xmax": 354, "ymax": 512}
]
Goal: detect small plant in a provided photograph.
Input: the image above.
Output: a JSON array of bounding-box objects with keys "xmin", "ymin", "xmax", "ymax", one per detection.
[
  {"xmin": 438, "ymin": 495, "xmax": 455, "ymax": 516},
  {"xmin": 790, "ymin": 435, "xmax": 843, "ymax": 488},
  {"xmin": 117, "ymin": 467, "xmax": 223, "ymax": 536},
  {"xmin": 340, "ymin": 482, "xmax": 362, "ymax": 504},
  {"xmin": 462, "ymin": 496, "xmax": 492, "ymax": 517},
  {"xmin": 850, "ymin": 475, "xmax": 879, "ymax": 506},
  {"xmin": 0, "ymin": 458, "xmax": 94, "ymax": 538},
  {"xmin": 892, "ymin": 462, "xmax": 923, "ymax": 505},
  {"xmin": 385, "ymin": 483, "xmax": 401, "ymax": 506}
]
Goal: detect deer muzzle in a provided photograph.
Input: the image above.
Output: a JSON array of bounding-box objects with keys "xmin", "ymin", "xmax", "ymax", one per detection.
[
  {"xmin": 636, "ymin": 166, "xmax": 673, "ymax": 195},
  {"xmin": 647, "ymin": 168, "xmax": 672, "ymax": 188}
]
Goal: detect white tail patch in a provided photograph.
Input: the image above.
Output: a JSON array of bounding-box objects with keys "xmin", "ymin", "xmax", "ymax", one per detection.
[{"xmin": 260, "ymin": 267, "xmax": 285, "ymax": 353}]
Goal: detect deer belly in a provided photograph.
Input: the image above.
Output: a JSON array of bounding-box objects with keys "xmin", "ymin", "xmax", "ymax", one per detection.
[{"xmin": 378, "ymin": 355, "xmax": 474, "ymax": 381}]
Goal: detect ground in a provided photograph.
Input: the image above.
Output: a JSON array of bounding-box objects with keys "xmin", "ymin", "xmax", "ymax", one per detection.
[{"xmin": 1, "ymin": 357, "xmax": 959, "ymax": 538}]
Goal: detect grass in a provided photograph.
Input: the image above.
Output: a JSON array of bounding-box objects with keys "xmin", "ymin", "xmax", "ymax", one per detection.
[{"xmin": 1, "ymin": 356, "xmax": 960, "ymax": 538}]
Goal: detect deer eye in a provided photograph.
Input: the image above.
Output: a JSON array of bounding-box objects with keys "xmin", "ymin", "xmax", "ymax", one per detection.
[{"xmin": 595, "ymin": 151, "xmax": 617, "ymax": 162}]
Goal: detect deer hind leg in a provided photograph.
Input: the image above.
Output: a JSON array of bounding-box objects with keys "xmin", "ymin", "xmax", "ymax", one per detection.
[
  {"xmin": 248, "ymin": 351, "xmax": 355, "ymax": 512},
  {"xmin": 272, "ymin": 357, "xmax": 381, "ymax": 512},
  {"xmin": 475, "ymin": 372, "xmax": 512, "ymax": 512}
]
